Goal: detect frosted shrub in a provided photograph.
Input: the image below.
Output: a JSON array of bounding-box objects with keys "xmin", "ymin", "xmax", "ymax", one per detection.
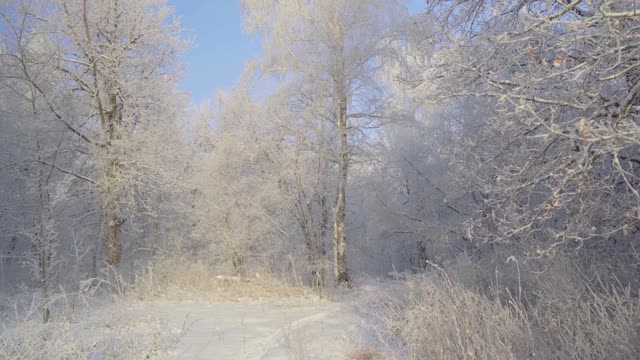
[
  {"xmin": 373, "ymin": 273, "xmax": 534, "ymax": 360},
  {"xmin": 373, "ymin": 267, "xmax": 640, "ymax": 359}
]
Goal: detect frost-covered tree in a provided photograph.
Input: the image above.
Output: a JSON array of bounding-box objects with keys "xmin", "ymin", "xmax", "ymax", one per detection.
[
  {"xmin": 409, "ymin": 0, "xmax": 640, "ymax": 270},
  {"xmin": 241, "ymin": 0, "xmax": 408, "ymax": 283},
  {"xmin": 189, "ymin": 90, "xmax": 291, "ymax": 276},
  {"xmin": 262, "ymin": 79, "xmax": 341, "ymax": 286},
  {"xmin": 1, "ymin": 0, "xmax": 188, "ymax": 268}
]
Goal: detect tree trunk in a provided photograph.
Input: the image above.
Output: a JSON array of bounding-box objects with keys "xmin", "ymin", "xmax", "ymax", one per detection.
[
  {"xmin": 105, "ymin": 206, "xmax": 122, "ymax": 266},
  {"xmin": 152, "ymin": 211, "xmax": 159, "ymax": 258},
  {"xmin": 36, "ymin": 135, "xmax": 50, "ymax": 323},
  {"xmin": 232, "ymin": 251, "xmax": 246, "ymax": 277},
  {"xmin": 332, "ymin": 94, "xmax": 350, "ymax": 284},
  {"xmin": 105, "ymin": 88, "xmax": 123, "ymax": 267},
  {"xmin": 315, "ymin": 193, "xmax": 328, "ymax": 287},
  {"xmin": 105, "ymin": 157, "xmax": 122, "ymax": 266}
]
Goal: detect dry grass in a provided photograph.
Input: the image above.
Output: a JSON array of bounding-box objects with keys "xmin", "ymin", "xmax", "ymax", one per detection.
[
  {"xmin": 371, "ymin": 273, "xmax": 534, "ymax": 360},
  {"xmin": 130, "ymin": 257, "xmax": 315, "ymax": 301},
  {"xmin": 531, "ymin": 282, "xmax": 640, "ymax": 359},
  {"xmin": 0, "ymin": 294, "xmax": 177, "ymax": 360},
  {"xmin": 369, "ymin": 262, "xmax": 640, "ymax": 360}
]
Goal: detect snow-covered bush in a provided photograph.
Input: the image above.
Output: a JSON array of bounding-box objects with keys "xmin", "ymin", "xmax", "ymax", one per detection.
[
  {"xmin": 371, "ymin": 272, "xmax": 534, "ymax": 359},
  {"xmin": 371, "ymin": 266, "xmax": 640, "ymax": 359}
]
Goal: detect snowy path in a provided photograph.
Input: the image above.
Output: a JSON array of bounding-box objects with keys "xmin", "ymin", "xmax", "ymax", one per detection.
[{"xmin": 139, "ymin": 296, "xmax": 373, "ymax": 359}]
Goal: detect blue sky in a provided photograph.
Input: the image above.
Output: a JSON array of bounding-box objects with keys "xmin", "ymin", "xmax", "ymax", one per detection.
[
  {"xmin": 170, "ymin": 0, "xmax": 426, "ymax": 104},
  {"xmin": 169, "ymin": 0, "xmax": 259, "ymax": 104}
]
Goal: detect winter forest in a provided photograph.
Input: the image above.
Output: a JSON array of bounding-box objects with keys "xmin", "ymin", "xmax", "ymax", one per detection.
[{"xmin": 1, "ymin": 0, "xmax": 639, "ymax": 359}]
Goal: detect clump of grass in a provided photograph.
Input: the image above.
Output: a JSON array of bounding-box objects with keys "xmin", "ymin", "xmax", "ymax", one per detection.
[
  {"xmin": 369, "ymin": 262, "xmax": 640, "ymax": 360},
  {"xmin": 371, "ymin": 272, "xmax": 534, "ymax": 360},
  {"xmin": 0, "ymin": 298, "xmax": 177, "ymax": 360},
  {"xmin": 130, "ymin": 257, "xmax": 315, "ymax": 301}
]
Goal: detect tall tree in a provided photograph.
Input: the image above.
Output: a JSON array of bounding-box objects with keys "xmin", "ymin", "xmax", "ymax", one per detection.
[
  {"xmin": 241, "ymin": 0, "xmax": 406, "ymax": 283},
  {"xmin": 1, "ymin": 0, "xmax": 188, "ymax": 267}
]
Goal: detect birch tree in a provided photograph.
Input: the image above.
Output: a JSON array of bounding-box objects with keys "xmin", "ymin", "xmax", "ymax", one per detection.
[{"xmin": 241, "ymin": 0, "xmax": 406, "ymax": 283}]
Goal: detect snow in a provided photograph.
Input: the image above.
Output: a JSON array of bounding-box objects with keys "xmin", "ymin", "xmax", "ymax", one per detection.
[
  {"xmin": 138, "ymin": 297, "xmax": 374, "ymax": 359},
  {"xmin": 1, "ymin": 280, "xmax": 389, "ymax": 359}
]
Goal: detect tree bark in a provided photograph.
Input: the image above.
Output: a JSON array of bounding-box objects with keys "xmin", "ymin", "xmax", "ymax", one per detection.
[
  {"xmin": 105, "ymin": 102, "xmax": 123, "ymax": 266},
  {"xmin": 315, "ymin": 193, "xmax": 328, "ymax": 287},
  {"xmin": 104, "ymin": 76, "xmax": 123, "ymax": 266},
  {"xmin": 105, "ymin": 189, "xmax": 122, "ymax": 266},
  {"xmin": 333, "ymin": 93, "xmax": 350, "ymax": 284},
  {"xmin": 35, "ymin": 134, "xmax": 50, "ymax": 323}
]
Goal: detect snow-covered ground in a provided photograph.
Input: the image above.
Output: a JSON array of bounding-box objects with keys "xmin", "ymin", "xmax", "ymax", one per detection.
[
  {"xmin": 0, "ymin": 279, "xmax": 391, "ymax": 359},
  {"xmin": 139, "ymin": 296, "xmax": 372, "ymax": 359},
  {"xmin": 136, "ymin": 279, "xmax": 389, "ymax": 359}
]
